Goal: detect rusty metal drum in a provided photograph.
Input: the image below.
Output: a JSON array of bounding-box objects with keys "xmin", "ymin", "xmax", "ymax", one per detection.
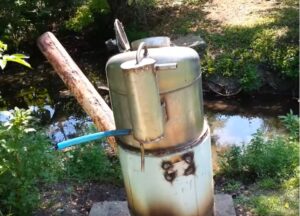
[{"xmin": 106, "ymin": 36, "xmax": 213, "ymax": 216}]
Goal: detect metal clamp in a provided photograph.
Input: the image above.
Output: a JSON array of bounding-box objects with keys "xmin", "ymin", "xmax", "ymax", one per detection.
[{"xmin": 136, "ymin": 42, "xmax": 148, "ymax": 64}]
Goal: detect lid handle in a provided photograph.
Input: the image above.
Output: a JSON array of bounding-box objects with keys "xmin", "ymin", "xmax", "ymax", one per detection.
[{"xmin": 136, "ymin": 42, "xmax": 148, "ymax": 64}]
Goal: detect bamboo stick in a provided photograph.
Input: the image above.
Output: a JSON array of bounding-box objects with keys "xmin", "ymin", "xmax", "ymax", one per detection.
[{"xmin": 37, "ymin": 32, "xmax": 117, "ymax": 152}]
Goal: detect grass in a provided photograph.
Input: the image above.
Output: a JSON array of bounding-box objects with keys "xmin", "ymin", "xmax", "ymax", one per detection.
[
  {"xmin": 147, "ymin": 0, "xmax": 299, "ymax": 92},
  {"xmin": 217, "ymin": 112, "xmax": 299, "ymax": 215},
  {"xmin": 235, "ymin": 180, "xmax": 299, "ymax": 216}
]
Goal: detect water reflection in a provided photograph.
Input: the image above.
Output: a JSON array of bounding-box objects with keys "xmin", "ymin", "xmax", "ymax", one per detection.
[
  {"xmin": 206, "ymin": 112, "xmax": 284, "ymax": 147},
  {"xmin": 47, "ymin": 116, "xmax": 93, "ymax": 143}
]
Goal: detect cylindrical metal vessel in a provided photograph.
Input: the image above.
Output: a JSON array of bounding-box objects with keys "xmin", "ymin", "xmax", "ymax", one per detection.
[
  {"xmin": 121, "ymin": 45, "xmax": 164, "ymax": 143},
  {"xmin": 106, "ymin": 37, "xmax": 213, "ymax": 216},
  {"xmin": 119, "ymin": 123, "xmax": 213, "ymax": 216}
]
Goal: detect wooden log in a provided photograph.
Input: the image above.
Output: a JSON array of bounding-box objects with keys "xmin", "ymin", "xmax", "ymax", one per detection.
[{"xmin": 37, "ymin": 32, "xmax": 117, "ymax": 152}]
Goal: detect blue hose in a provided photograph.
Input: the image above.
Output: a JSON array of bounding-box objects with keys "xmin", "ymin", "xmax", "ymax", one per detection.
[{"xmin": 55, "ymin": 129, "xmax": 131, "ymax": 150}]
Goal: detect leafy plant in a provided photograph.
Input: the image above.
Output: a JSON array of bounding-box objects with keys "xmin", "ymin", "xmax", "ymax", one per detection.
[
  {"xmin": 63, "ymin": 143, "xmax": 122, "ymax": 184},
  {"xmin": 219, "ymin": 112, "xmax": 299, "ymax": 183},
  {"xmin": 0, "ymin": 108, "xmax": 61, "ymax": 215},
  {"xmin": 65, "ymin": 0, "xmax": 110, "ymax": 31},
  {"xmin": 279, "ymin": 110, "xmax": 299, "ymax": 140},
  {"xmin": 0, "ymin": 0, "xmax": 78, "ymax": 48},
  {"xmin": 0, "ymin": 40, "xmax": 31, "ymax": 70},
  {"xmin": 249, "ymin": 188, "xmax": 299, "ymax": 216}
]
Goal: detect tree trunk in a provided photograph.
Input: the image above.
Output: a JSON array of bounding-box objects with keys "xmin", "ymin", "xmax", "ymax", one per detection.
[{"xmin": 37, "ymin": 32, "xmax": 117, "ymax": 152}]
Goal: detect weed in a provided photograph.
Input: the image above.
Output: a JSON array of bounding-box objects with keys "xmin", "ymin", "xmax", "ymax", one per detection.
[
  {"xmin": 257, "ymin": 178, "xmax": 279, "ymax": 190},
  {"xmin": 0, "ymin": 108, "xmax": 123, "ymax": 215},
  {"xmin": 218, "ymin": 112, "xmax": 299, "ymax": 215},
  {"xmin": 279, "ymin": 110, "xmax": 299, "ymax": 139},
  {"xmin": 250, "ymin": 188, "xmax": 299, "ymax": 216},
  {"xmin": 218, "ymin": 113, "xmax": 299, "ymax": 183},
  {"xmin": 63, "ymin": 143, "xmax": 123, "ymax": 184},
  {"xmin": 0, "ymin": 108, "xmax": 61, "ymax": 215},
  {"xmin": 223, "ymin": 180, "xmax": 242, "ymax": 193}
]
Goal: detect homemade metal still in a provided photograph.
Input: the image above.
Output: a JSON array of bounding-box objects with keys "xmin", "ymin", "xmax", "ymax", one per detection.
[
  {"xmin": 56, "ymin": 19, "xmax": 214, "ymax": 216},
  {"xmin": 106, "ymin": 20, "xmax": 214, "ymax": 216}
]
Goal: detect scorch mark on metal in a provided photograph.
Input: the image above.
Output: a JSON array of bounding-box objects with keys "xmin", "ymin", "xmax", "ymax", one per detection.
[{"xmin": 162, "ymin": 151, "xmax": 196, "ymax": 183}]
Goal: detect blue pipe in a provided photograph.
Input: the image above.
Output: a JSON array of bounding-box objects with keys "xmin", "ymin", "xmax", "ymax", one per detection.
[{"xmin": 55, "ymin": 129, "xmax": 131, "ymax": 150}]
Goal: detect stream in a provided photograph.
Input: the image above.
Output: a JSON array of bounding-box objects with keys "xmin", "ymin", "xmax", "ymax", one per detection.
[
  {"xmin": 0, "ymin": 89, "xmax": 296, "ymax": 147},
  {"xmin": 0, "ymin": 55, "xmax": 298, "ymax": 171}
]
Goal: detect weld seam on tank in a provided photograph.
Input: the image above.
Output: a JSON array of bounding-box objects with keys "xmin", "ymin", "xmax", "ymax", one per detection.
[
  {"xmin": 109, "ymin": 73, "xmax": 202, "ymax": 96},
  {"xmin": 117, "ymin": 128, "xmax": 209, "ymax": 157}
]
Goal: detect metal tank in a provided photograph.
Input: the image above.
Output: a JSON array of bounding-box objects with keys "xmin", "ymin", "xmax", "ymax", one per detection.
[{"xmin": 105, "ymin": 20, "xmax": 213, "ymax": 216}]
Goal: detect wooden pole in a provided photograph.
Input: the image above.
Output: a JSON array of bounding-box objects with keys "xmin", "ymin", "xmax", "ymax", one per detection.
[{"xmin": 37, "ymin": 32, "xmax": 117, "ymax": 152}]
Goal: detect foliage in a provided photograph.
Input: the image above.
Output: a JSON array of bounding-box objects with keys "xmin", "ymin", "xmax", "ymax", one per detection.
[
  {"xmin": 63, "ymin": 143, "xmax": 123, "ymax": 184},
  {"xmin": 218, "ymin": 112, "xmax": 299, "ymax": 183},
  {"xmin": 65, "ymin": 0, "xmax": 110, "ymax": 32},
  {"xmin": 223, "ymin": 180, "xmax": 242, "ymax": 193},
  {"xmin": 250, "ymin": 188, "xmax": 299, "ymax": 216},
  {"xmin": 0, "ymin": 108, "xmax": 61, "ymax": 215},
  {"xmin": 219, "ymin": 112, "xmax": 299, "ymax": 215},
  {"xmin": 279, "ymin": 110, "xmax": 300, "ymax": 139},
  {"xmin": 0, "ymin": 41, "xmax": 31, "ymax": 70},
  {"xmin": 0, "ymin": 108, "xmax": 123, "ymax": 215},
  {"xmin": 0, "ymin": 0, "xmax": 78, "ymax": 48},
  {"xmin": 201, "ymin": 5, "xmax": 299, "ymax": 92}
]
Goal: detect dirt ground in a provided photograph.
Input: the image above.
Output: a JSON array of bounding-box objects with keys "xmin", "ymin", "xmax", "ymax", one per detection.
[
  {"xmin": 36, "ymin": 182, "xmax": 126, "ymax": 216},
  {"xmin": 203, "ymin": 0, "xmax": 281, "ymax": 26}
]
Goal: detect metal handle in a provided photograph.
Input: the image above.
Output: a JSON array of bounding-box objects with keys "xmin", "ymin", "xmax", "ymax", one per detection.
[{"xmin": 136, "ymin": 42, "xmax": 148, "ymax": 64}]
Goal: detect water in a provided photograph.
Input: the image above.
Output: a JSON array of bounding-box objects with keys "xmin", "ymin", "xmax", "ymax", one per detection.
[
  {"xmin": 0, "ymin": 77, "xmax": 297, "ymax": 172},
  {"xmin": 0, "ymin": 58, "xmax": 298, "ymax": 148},
  {"xmin": 207, "ymin": 113, "xmax": 284, "ymax": 146},
  {"xmin": 0, "ymin": 103, "xmax": 288, "ymax": 148}
]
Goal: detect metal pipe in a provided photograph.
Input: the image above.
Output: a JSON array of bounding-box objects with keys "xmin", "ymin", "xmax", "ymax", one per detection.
[{"xmin": 55, "ymin": 129, "xmax": 131, "ymax": 150}]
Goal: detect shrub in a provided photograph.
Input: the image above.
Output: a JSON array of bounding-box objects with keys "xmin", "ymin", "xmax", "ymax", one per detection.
[
  {"xmin": 0, "ymin": 108, "xmax": 61, "ymax": 215},
  {"xmin": 0, "ymin": 108, "xmax": 123, "ymax": 215},
  {"xmin": 63, "ymin": 143, "xmax": 122, "ymax": 184},
  {"xmin": 279, "ymin": 110, "xmax": 299, "ymax": 140},
  {"xmin": 65, "ymin": 0, "xmax": 110, "ymax": 32},
  {"xmin": 0, "ymin": 40, "xmax": 31, "ymax": 70},
  {"xmin": 219, "ymin": 113, "xmax": 299, "ymax": 183},
  {"xmin": 0, "ymin": 0, "xmax": 78, "ymax": 48}
]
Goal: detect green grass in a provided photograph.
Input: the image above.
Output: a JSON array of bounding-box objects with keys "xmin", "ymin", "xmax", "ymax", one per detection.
[
  {"xmin": 217, "ymin": 112, "xmax": 299, "ymax": 215},
  {"xmin": 150, "ymin": 0, "xmax": 299, "ymax": 92},
  {"xmin": 235, "ymin": 181, "xmax": 299, "ymax": 216},
  {"xmin": 202, "ymin": 6, "xmax": 299, "ymax": 91}
]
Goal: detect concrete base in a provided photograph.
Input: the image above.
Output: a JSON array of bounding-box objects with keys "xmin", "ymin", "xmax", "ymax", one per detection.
[{"xmin": 89, "ymin": 194, "xmax": 235, "ymax": 216}]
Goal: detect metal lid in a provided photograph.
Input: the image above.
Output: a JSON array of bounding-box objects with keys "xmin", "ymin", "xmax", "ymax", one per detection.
[
  {"xmin": 114, "ymin": 19, "xmax": 130, "ymax": 52},
  {"xmin": 131, "ymin": 37, "xmax": 171, "ymax": 50}
]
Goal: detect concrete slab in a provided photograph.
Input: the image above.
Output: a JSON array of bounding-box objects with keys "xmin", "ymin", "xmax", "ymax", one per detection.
[
  {"xmin": 214, "ymin": 194, "xmax": 236, "ymax": 216},
  {"xmin": 89, "ymin": 194, "xmax": 236, "ymax": 216},
  {"xmin": 89, "ymin": 201, "xmax": 130, "ymax": 216}
]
